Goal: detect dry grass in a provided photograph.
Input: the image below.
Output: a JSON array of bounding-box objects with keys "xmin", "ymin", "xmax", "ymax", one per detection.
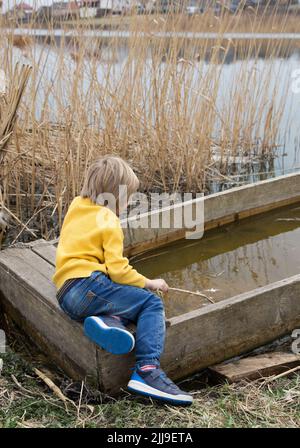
[
  {"xmin": 0, "ymin": 7, "xmax": 297, "ymax": 243},
  {"xmin": 1, "ymin": 347, "xmax": 299, "ymax": 428},
  {"xmin": 168, "ymin": 11, "xmax": 300, "ymax": 34},
  {"xmin": 126, "ymin": 8, "xmax": 300, "ymax": 34},
  {"xmin": 0, "ymin": 63, "xmax": 31, "ymax": 161},
  {"xmin": 1, "ymin": 311, "xmax": 300, "ymax": 428},
  {"xmin": 43, "ymin": 5, "xmax": 300, "ymax": 34},
  {"xmin": 10, "ymin": 36, "xmax": 33, "ymax": 50}
]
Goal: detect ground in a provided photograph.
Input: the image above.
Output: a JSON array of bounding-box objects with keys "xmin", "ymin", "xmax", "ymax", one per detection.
[{"xmin": 0, "ymin": 337, "xmax": 299, "ymax": 428}]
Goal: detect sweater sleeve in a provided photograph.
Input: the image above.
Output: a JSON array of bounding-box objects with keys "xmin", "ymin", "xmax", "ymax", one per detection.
[{"xmin": 101, "ymin": 213, "xmax": 147, "ymax": 288}]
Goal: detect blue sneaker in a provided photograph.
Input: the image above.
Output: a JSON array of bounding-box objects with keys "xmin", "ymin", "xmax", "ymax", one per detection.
[
  {"xmin": 84, "ymin": 316, "xmax": 135, "ymax": 355},
  {"xmin": 127, "ymin": 367, "xmax": 193, "ymax": 406}
]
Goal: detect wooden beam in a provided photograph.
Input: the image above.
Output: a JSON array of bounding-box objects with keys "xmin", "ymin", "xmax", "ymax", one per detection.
[
  {"xmin": 1, "ymin": 245, "xmax": 300, "ymax": 394},
  {"xmin": 36, "ymin": 173, "xmax": 300, "ymax": 258},
  {"xmin": 31, "ymin": 241, "xmax": 56, "ymax": 266},
  {"xmin": 0, "ymin": 247, "xmax": 99, "ymax": 385},
  {"xmin": 122, "ymin": 172, "xmax": 300, "ymax": 256},
  {"xmin": 96, "ymin": 274, "xmax": 300, "ymax": 394},
  {"xmin": 160, "ymin": 274, "xmax": 300, "ymax": 383},
  {"xmin": 1, "ymin": 173, "xmax": 300, "ymax": 394},
  {"xmin": 208, "ymin": 352, "xmax": 300, "ymax": 383}
]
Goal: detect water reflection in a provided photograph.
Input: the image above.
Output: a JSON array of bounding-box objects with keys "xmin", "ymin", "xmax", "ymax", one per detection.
[
  {"xmin": 1, "ymin": 33, "xmax": 300, "ymax": 182},
  {"xmin": 133, "ymin": 203, "xmax": 300, "ymax": 318}
]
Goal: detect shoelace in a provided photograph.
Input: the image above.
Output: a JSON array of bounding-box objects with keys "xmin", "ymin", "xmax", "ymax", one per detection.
[
  {"xmin": 133, "ymin": 366, "xmax": 185, "ymax": 393},
  {"xmin": 151, "ymin": 369, "xmax": 179, "ymax": 389},
  {"xmin": 132, "ymin": 367, "xmax": 179, "ymax": 389}
]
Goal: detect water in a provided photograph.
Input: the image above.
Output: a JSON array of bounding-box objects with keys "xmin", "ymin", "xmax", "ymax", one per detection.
[
  {"xmin": 7, "ymin": 28, "xmax": 300, "ymax": 40},
  {"xmin": 2, "ymin": 31, "xmax": 299, "ymax": 181},
  {"xmin": 133, "ymin": 202, "xmax": 300, "ymax": 318}
]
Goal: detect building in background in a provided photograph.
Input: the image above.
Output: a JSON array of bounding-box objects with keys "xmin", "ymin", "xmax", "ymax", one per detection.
[
  {"xmin": 35, "ymin": 5, "xmax": 53, "ymax": 22},
  {"xmin": 5, "ymin": 2, "xmax": 33, "ymax": 23},
  {"xmin": 78, "ymin": 0, "xmax": 142, "ymax": 17},
  {"xmin": 79, "ymin": 0, "xmax": 113, "ymax": 17},
  {"xmin": 51, "ymin": 1, "xmax": 79, "ymax": 20}
]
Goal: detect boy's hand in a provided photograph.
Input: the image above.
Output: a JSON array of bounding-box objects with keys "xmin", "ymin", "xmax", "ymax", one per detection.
[{"xmin": 145, "ymin": 278, "xmax": 169, "ymax": 293}]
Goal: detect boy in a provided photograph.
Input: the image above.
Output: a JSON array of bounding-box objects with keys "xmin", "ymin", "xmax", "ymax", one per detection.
[{"xmin": 52, "ymin": 155, "xmax": 193, "ymax": 406}]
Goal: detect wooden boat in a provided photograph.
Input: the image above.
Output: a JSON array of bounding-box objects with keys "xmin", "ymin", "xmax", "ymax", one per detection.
[{"xmin": 0, "ymin": 172, "xmax": 300, "ymax": 395}]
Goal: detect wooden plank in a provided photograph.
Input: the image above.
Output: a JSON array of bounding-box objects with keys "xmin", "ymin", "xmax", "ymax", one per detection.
[
  {"xmin": 31, "ymin": 242, "xmax": 56, "ymax": 266},
  {"xmin": 1, "ymin": 246, "xmax": 300, "ymax": 394},
  {"xmin": 203, "ymin": 172, "xmax": 300, "ymax": 226},
  {"xmin": 97, "ymin": 274, "xmax": 300, "ymax": 394},
  {"xmin": 0, "ymin": 247, "xmax": 99, "ymax": 385},
  {"xmin": 162, "ymin": 274, "xmax": 300, "ymax": 380},
  {"xmin": 32, "ymin": 174, "xmax": 300, "ymax": 257},
  {"xmin": 208, "ymin": 352, "xmax": 300, "ymax": 383},
  {"xmin": 1, "ymin": 173, "xmax": 300, "ymax": 394},
  {"xmin": 122, "ymin": 172, "xmax": 300, "ymax": 256},
  {"xmin": 0, "ymin": 247, "xmax": 58, "ymax": 308}
]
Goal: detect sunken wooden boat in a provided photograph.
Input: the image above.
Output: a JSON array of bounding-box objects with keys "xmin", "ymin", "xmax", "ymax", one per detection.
[{"xmin": 0, "ymin": 172, "xmax": 300, "ymax": 394}]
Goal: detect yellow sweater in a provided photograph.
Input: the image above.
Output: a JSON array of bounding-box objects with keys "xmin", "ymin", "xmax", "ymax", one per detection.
[{"xmin": 52, "ymin": 196, "xmax": 147, "ymax": 290}]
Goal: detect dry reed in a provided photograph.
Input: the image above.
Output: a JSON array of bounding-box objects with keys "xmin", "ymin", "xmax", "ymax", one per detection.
[
  {"xmin": 36, "ymin": 2, "xmax": 300, "ymax": 34},
  {"xmin": 0, "ymin": 6, "xmax": 296, "ymax": 243},
  {"xmin": 0, "ymin": 64, "xmax": 31, "ymax": 161}
]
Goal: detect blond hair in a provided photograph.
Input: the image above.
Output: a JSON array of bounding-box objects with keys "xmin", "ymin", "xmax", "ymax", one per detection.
[{"xmin": 80, "ymin": 155, "xmax": 139, "ymax": 208}]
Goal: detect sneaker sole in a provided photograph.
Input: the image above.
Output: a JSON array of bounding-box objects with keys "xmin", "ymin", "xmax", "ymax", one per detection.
[
  {"xmin": 84, "ymin": 316, "xmax": 135, "ymax": 355},
  {"xmin": 127, "ymin": 380, "xmax": 193, "ymax": 406}
]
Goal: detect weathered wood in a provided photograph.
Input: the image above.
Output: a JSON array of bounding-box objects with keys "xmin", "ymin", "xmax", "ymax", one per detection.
[
  {"xmin": 160, "ymin": 274, "xmax": 300, "ymax": 383},
  {"xmin": 32, "ymin": 173, "xmax": 300, "ymax": 258},
  {"xmin": 1, "ymin": 241, "xmax": 300, "ymax": 394},
  {"xmin": 96, "ymin": 274, "xmax": 300, "ymax": 394},
  {"xmin": 0, "ymin": 173, "xmax": 300, "ymax": 395},
  {"xmin": 208, "ymin": 352, "xmax": 300, "ymax": 383},
  {"xmin": 1, "ymin": 249, "xmax": 300, "ymax": 395},
  {"xmin": 122, "ymin": 172, "xmax": 300, "ymax": 256},
  {"xmin": 0, "ymin": 247, "xmax": 99, "ymax": 385},
  {"xmin": 31, "ymin": 241, "xmax": 56, "ymax": 266}
]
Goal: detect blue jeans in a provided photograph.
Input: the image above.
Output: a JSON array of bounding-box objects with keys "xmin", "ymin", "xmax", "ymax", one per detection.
[{"xmin": 59, "ymin": 271, "xmax": 166, "ymax": 370}]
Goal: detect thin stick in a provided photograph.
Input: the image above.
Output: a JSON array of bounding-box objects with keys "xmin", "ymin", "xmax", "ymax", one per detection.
[
  {"xmin": 0, "ymin": 64, "xmax": 32, "ymax": 159},
  {"xmin": 11, "ymin": 374, "xmax": 37, "ymax": 397},
  {"xmin": 77, "ymin": 381, "xmax": 84, "ymax": 422},
  {"xmin": 10, "ymin": 203, "xmax": 51, "ymax": 245},
  {"xmin": 263, "ymin": 365, "xmax": 300, "ymax": 384},
  {"xmin": 0, "ymin": 204, "xmax": 37, "ymax": 238},
  {"xmin": 33, "ymin": 368, "xmax": 73, "ymax": 406},
  {"xmin": 169, "ymin": 286, "xmax": 215, "ymax": 304}
]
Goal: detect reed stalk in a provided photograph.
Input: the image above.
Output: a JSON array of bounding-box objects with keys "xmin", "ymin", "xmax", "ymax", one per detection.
[{"xmin": 0, "ymin": 5, "xmax": 297, "ymax": 243}]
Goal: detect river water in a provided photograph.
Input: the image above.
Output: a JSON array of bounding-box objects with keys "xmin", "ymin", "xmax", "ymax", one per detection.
[
  {"xmin": 2, "ymin": 30, "xmax": 300, "ymax": 180},
  {"xmin": 1, "ymin": 29, "xmax": 300, "ymax": 372},
  {"xmin": 134, "ymin": 202, "xmax": 300, "ymax": 318},
  {"xmin": 6, "ymin": 28, "xmax": 300, "ymax": 40}
]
